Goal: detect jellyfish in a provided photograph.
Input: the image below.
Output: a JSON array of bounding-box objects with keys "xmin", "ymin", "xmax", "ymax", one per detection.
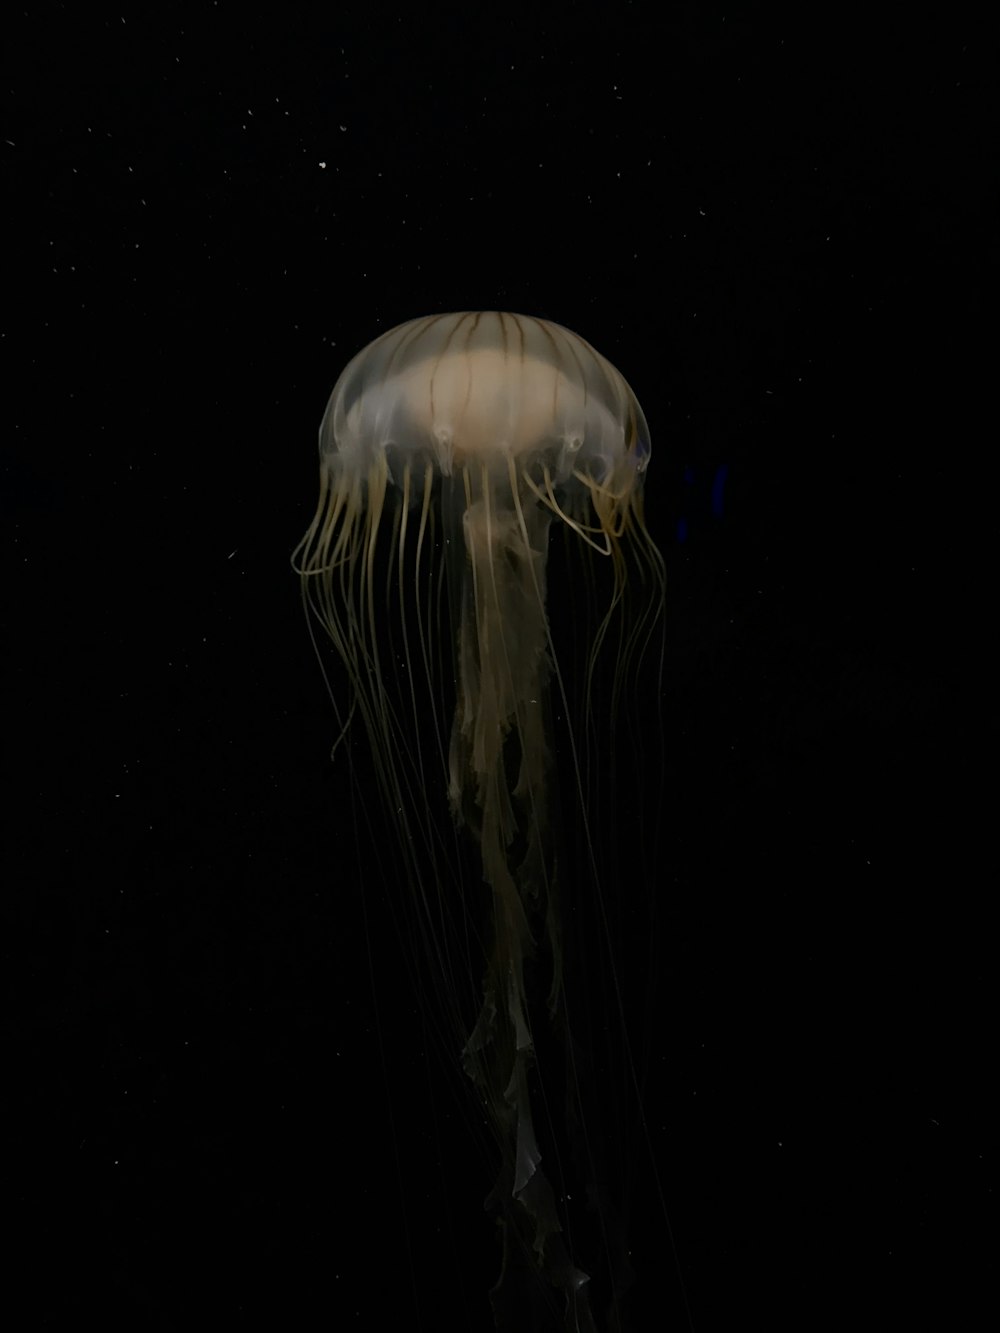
[{"xmin": 293, "ymin": 312, "xmax": 668, "ymax": 1331}]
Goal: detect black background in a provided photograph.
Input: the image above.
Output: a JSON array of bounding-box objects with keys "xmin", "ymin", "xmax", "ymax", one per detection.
[{"xmin": 4, "ymin": 4, "xmax": 993, "ymax": 1330}]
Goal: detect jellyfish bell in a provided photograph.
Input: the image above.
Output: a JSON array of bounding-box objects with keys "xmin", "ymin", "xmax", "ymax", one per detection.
[{"xmin": 294, "ymin": 312, "xmax": 668, "ymax": 1331}]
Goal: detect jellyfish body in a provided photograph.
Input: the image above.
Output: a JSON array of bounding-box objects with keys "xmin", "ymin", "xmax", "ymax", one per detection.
[{"xmin": 295, "ymin": 312, "xmax": 664, "ymax": 1331}]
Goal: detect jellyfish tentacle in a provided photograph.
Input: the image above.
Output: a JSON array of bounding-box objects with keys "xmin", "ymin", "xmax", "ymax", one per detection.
[{"xmin": 448, "ymin": 458, "xmax": 598, "ymax": 1328}]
